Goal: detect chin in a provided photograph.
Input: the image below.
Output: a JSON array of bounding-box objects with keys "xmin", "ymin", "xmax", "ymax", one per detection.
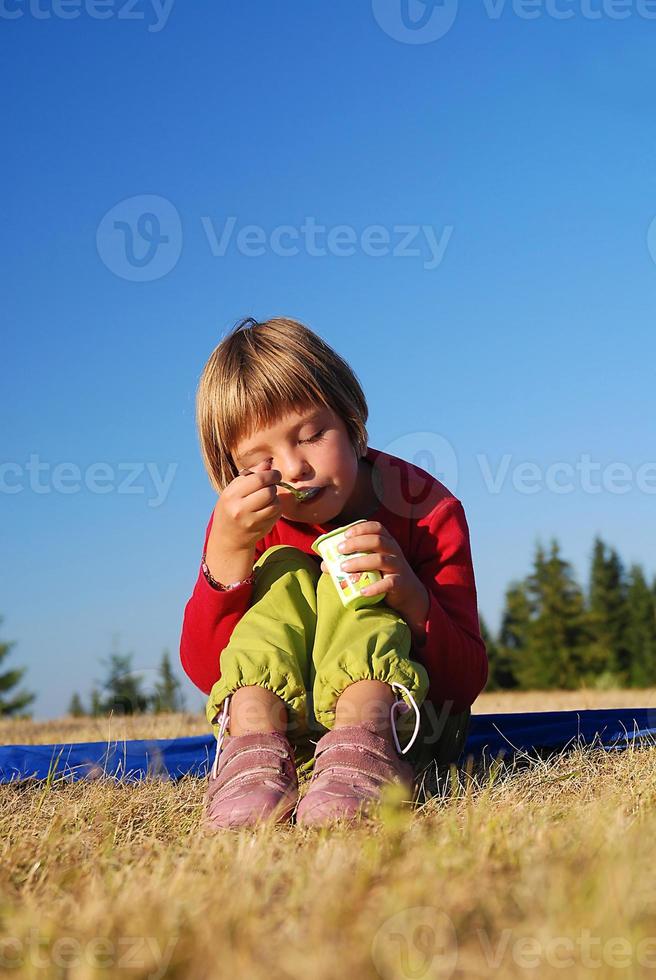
[{"xmin": 287, "ymin": 490, "xmax": 343, "ymax": 525}]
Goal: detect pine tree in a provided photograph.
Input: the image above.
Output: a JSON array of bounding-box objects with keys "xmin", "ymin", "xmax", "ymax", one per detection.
[
  {"xmin": 481, "ymin": 613, "xmax": 518, "ymax": 691},
  {"xmin": 151, "ymin": 649, "xmax": 185, "ymax": 713},
  {"xmin": 514, "ymin": 540, "xmax": 590, "ymax": 689},
  {"xmin": 67, "ymin": 692, "xmax": 86, "ymax": 717},
  {"xmin": 497, "ymin": 580, "xmax": 532, "ymax": 689},
  {"xmin": 624, "ymin": 564, "xmax": 656, "ymax": 687},
  {"xmin": 95, "ymin": 652, "xmax": 150, "ymax": 715},
  {"xmin": 586, "ymin": 536, "xmax": 630, "ymax": 683},
  {"xmin": 90, "ymin": 688, "xmax": 103, "ymax": 717},
  {"xmin": 0, "ymin": 616, "xmax": 36, "ymax": 717}
]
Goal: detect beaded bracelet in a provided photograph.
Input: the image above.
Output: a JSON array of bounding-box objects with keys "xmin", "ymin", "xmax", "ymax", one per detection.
[{"xmin": 201, "ymin": 553, "xmax": 255, "ymax": 592}]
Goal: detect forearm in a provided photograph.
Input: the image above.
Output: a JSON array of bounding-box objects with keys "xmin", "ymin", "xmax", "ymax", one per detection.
[
  {"xmin": 204, "ymin": 522, "xmax": 256, "ymax": 585},
  {"xmin": 180, "ymin": 565, "xmax": 253, "ymax": 693},
  {"xmin": 180, "ymin": 513, "xmax": 257, "ymax": 693}
]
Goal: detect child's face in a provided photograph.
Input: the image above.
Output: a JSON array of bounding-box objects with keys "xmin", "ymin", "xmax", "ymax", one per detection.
[{"xmin": 232, "ymin": 404, "xmax": 366, "ymax": 525}]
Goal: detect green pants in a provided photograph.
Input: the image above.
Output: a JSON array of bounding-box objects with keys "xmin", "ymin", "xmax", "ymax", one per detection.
[{"xmin": 206, "ymin": 545, "xmax": 470, "ymax": 782}]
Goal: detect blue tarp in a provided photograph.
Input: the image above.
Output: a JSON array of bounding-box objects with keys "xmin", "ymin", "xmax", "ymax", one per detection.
[{"xmin": 1, "ymin": 708, "xmax": 655, "ymax": 784}]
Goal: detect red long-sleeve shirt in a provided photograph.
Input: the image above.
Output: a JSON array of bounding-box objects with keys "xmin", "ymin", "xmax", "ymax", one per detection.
[{"xmin": 180, "ymin": 446, "xmax": 488, "ymax": 715}]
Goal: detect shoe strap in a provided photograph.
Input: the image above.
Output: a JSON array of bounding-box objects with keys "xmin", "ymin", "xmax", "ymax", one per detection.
[{"xmin": 311, "ymin": 727, "xmax": 412, "ymax": 787}]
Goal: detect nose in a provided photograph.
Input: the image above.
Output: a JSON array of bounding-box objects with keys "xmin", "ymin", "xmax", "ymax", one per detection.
[{"xmin": 279, "ymin": 451, "xmax": 312, "ymax": 486}]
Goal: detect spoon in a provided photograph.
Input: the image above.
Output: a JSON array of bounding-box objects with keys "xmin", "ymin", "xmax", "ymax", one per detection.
[
  {"xmin": 278, "ymin": 481, "xmax": 321, "ymax": 501},
  {"xmin": 238, "ymin": 469, "xmax": 319, "ymax": 501}
]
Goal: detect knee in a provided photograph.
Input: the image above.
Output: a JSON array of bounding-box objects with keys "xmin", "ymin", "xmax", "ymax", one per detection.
[{"xmin": 256, "ymin": 545, "xmax": 321, "ymax": 574}]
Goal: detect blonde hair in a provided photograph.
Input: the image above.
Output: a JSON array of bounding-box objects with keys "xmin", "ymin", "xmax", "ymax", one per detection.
[{"xmin": 196, "ymin": 316, "xmax": 369, "ymax": 493}]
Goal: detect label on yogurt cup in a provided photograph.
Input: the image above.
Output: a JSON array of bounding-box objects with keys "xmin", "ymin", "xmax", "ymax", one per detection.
[{"xmin": 311, "ymin": 519, "xmax": 384, "ymax": 609}]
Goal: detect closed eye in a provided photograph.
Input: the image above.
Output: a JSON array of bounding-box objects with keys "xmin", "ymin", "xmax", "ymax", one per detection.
[
  {"xmin": 245, "ymin": 429, "xmax": 326, "ymax": 467},
  {"xmin": 301, "ymin": 429, "xmax": 325, "ymax": 444}
]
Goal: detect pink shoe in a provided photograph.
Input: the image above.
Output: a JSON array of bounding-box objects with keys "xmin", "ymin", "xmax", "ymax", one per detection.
[
  {"xmin": 295, "ymin": 682, "xmax": 421, "ymax": 827},
  {"xmin": 204, "ymin": 695, "xmax": 299, "ymax": 830}
]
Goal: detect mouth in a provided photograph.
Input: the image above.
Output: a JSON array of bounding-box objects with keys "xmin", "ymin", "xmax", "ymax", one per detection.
[
  {"xmin": 277, "ymin": 481, "xmax": 326, "ymax": 502},
  {"xmin": 295, "ymin": 485, "xmax": 324, "ymax": 501}
]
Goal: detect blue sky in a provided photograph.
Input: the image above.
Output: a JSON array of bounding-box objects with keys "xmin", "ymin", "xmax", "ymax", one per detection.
[{"xmin": 2, "ymin": 1, "xmax": 655, "ymax": 719}]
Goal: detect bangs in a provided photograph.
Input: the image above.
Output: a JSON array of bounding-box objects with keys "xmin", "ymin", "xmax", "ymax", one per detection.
[
  {"xmin": 221, "ymin": 368, "xmax": 328, "ymax": 468},
  {"xmin": 196, "ymin": 316, "xmax": 369, "ymax": 493}
]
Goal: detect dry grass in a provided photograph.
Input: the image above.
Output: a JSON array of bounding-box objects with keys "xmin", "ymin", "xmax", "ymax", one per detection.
[
  {"xmin": 1, "ymin": 691, "xmax": 656, "ymax": 979},
  {"xmin": 0, "ymin": 712, "xmax": 209, "ymax": 747},
  {"xmin": 3, "ymin": 688, "xmax": 655, "ymax": 747},
  {"xmin": 474, "ymin": 687, "xmax": 656, "ymax": 715}
]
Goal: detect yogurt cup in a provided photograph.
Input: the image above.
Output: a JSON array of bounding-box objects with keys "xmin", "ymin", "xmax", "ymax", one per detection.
[{"xmin": 311, "ymin": 519, "xmax": 384, "ymax": 610}]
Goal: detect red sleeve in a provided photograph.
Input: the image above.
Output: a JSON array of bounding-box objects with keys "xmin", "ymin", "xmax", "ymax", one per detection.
[
  {"xmin": 412, "ymin": 497, "xmax": 488, "ymax": 714},
  {"xmin": 179, "ymin": 511, "xmax": 263, "ymax": 695}
]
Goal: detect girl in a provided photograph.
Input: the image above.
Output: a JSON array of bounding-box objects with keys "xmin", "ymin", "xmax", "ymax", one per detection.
[{"xmin": 180, "ymin": 316, "xmax": 488, "ymax": 829}]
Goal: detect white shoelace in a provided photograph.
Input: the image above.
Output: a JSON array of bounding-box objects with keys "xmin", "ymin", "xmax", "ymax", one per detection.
[
  {"xmin": 209, "ymin": 682, "xmax": 421, "ymax": 778},
  {"xmin": 210, "ymin": 694, "xmax": 232, "ymax": 780},
  {"xmin": 389, "ymin": 681, "xmax": 421, "ymax": 756}
]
